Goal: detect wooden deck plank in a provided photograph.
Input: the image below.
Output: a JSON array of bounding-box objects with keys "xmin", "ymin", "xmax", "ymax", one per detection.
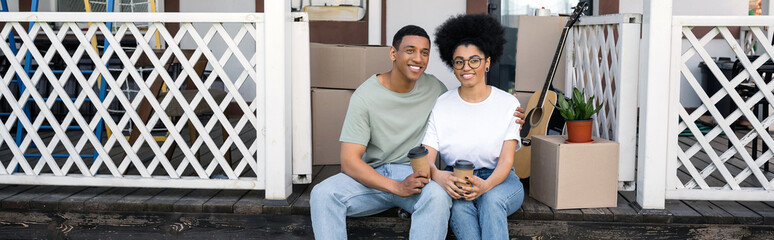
[
  {"xmin": 520, "ymin": 197, "xmax": 554, "ymax": 221},
  {"xmin": 0, "ymin": 185, "xmax": 35, "ymax": 202},
  {"xmin": 59, "ymin": 187, "xmax": 112, "ymax": 212},
  {"xmin": 672, "ymin": 145, "xmax": 768, "ymax": 225},
  {"xmin": 202, "ymin": 190, "xmax": 249, "ymax": 213},
  {"xmin": 29, "ymin": 186, "xmax": 87, "ymax": 211},
  {"xmin": 508, "ymin": 208, "xmax": 526, "ymax": 220},
  {"xmin": 112, "ymin": 188, "xmax": 166, "ymax": 212},
  {"xmin": 173, "ymin": 189, "xmax": 221, "ymax": 213},
  {"xmin": 619, "ymin": 191, "xmax": 672, "ymax": 223},
  {"xmin": 263, "ymin": 183, "xmax": 310, "ymax": 215},
  {"xmin": 580, "ymin": 207, "xmax": 614, "ymax": 222},
  {"xmin": 607, "ymin": 192, "xmax": 641, "ymax": 222},
  {"xmin": 233, "ymin": 190, "xmax": 265, "ymax": 215},
  {"xmin": 1, "ymin": 185, "xmax": 59, "ymax": 210},
  {"xmin": 738, "ymin": 201, "xmax": 774, "ymax": 225},
  {"xmin": 144, "ymin": 188, "xmax": 194, "ymax": 212},
  {"xmin": 711, "ymin": 201, "xmax": 764, "ymax": 225},
  {"xmin": 653, "ymin": 161, "xmax": 705, "ymax": 224},
  {"xmin": 292, "ymin": 165, "xmax": 336, "ymax": 215},
  {"xmin": 85, "ymin": 187, "xmax": 140, "ymax": 212},
  {"xmin": 553, "ymin": 209, "xmax": 584, "ymax": 221},
  {"xmin": 682, "ymin": 200, "xmax": 735, "ymax": 224},
  {"xmin": 666, "ymin": 200, "xmax": 704, "ymax": 224}
]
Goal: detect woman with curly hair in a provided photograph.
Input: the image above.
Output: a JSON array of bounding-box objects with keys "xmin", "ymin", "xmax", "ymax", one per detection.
[{"xmin": 421, "ymin": 14, "xmax": 524, "ymax": 240}]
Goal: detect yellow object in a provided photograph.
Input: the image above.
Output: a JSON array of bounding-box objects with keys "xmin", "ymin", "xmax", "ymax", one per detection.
[
  {"xmin": 303, "ymin": 6, "xmax": 365, "ymax": 21},
  {"xmin": 84, "ymin": 0, "xmax": 115, "ymax": 138}
]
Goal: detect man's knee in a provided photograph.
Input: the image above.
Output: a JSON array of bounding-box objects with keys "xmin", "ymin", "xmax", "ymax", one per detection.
[
  {"xmin": 311, "ymin": 178, "xmax": 337, "ymax": 207},
  {"xmin": 420, "ymin": 181, "xmax": 452, "ymax": 207}
]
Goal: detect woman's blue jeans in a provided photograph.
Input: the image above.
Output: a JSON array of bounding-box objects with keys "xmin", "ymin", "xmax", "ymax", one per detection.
[{"xmin": 446, "ymin": 167, "xmax": 524, "ymax": 240}]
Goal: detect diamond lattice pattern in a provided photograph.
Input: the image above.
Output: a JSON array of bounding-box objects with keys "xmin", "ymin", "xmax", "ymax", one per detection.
[{"xmin": 0, "ymin": 19, "xmax": 263, "ymax": 182}]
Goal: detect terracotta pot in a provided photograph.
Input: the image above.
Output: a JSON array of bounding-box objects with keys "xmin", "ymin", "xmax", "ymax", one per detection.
[{"xmin": 566, "ymin": 119, "xmax": 593, "ymax": 143}]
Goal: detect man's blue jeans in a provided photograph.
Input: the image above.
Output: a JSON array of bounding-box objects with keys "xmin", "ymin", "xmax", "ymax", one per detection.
[
  {"xmin": 310, "ymin": 163, "xmax": 452, "ymax": 240},
  {"xmin": 447, "ymin": 167, "xmax": 524, "ymax": 240}
]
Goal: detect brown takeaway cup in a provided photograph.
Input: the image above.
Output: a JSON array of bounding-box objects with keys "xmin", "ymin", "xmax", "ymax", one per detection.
[
  {"xmin": 453, "ymin": 160, "xmax": 475, "ymax": 186},
  {"xmin": 407, "ymin": 146, "xmax": 430, "ymax": 177}
]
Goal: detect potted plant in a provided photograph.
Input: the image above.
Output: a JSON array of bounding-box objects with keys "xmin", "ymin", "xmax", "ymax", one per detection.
[{"xmin": 550, "ymin": 87, "xmax": 604, "ymax": 143}]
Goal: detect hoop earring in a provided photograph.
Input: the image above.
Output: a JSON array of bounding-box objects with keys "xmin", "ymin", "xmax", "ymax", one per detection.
[{"xmin": 485, "ymin": 67, "xmax": 490, "ymax": 72}]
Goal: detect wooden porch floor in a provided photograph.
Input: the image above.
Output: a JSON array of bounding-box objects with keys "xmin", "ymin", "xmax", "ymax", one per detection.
[
  {"xmin": 0, "ymin": 160, "xmax": 773, "ymax": 238},
  {"xmin": 0, "ymin": 130, "xmax": 773, "ymax": 238}
]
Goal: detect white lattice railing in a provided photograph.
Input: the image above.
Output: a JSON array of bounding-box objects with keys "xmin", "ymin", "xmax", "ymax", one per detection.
[
  {"xmin": 0, "ymin": 12, "xmax": 311, "ymax": 193},
  {"xmin": 566, "ymin": 14, "xmax": 641, "ymax": 189},
  {"xmin": 667, "ymin": 16, "xmax": 774, "ymax": 201}
]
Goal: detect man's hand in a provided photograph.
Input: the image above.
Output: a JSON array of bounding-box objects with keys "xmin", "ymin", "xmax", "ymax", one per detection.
[
  {"xmin": 514, "ymin": 107, "xmax": 525, "ymax": 125},
  {"xmin": 392, "ymin": 172, "xmax": 430, "ymax": 197}
]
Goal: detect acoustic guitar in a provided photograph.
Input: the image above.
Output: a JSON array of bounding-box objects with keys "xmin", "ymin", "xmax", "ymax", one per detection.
[{"xmin": 513, "ymin": 2, "xmax": 588, "ymax": 179}]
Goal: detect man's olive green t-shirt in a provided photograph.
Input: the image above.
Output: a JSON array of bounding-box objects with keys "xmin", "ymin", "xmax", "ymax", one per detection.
[{"xmin": 340, "ymin": 73, "xmax": 447, "ymax": 167}]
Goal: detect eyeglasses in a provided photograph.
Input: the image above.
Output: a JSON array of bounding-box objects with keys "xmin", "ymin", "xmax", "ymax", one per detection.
[{"xmin": 452, "ymin": 57, "xmax": 482, "ymax": 70}]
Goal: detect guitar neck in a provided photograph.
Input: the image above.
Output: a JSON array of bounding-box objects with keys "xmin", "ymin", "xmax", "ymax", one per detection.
[{"xmin": 536, "ymin": 25, "xmax": 570, "ymax": 107}]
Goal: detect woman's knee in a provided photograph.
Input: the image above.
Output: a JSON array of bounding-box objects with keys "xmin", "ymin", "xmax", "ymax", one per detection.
[
  {"xmin": 451, "ymin": 199, "xmax": 475, "ymax": 215},
  {"xmin": 478, "ymin": 188, "xmax": 524, "ymax": 215}
]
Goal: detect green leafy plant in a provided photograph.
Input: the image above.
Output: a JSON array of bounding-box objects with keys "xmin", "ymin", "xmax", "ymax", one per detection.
[{"xmin": 549, "ymin": 87, "xmax": 604, "ymax": 121}]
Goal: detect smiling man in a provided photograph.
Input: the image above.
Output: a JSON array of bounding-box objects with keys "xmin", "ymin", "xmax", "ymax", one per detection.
[{"xmin": 310, "ymin": 25, "xmax": 452, "ymax": 240}]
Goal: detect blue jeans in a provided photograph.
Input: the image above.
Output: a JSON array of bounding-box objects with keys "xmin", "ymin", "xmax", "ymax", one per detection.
[
  {"xmin": 447, "ymin": 167, "xmax": 524, "ymax": 240},
  {"xmin": 310, "ymin": 163, "xmax": 452, "ymax": 240}
]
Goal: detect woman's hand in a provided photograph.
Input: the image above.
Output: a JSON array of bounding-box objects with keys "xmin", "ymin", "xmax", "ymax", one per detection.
[
  {"xmin": 460, "ymin": 175, "xmax": 494, "ymax": 201},
  {"xmin": 432, "ymin": 170, "xmax": 468, "ymax": 199}
]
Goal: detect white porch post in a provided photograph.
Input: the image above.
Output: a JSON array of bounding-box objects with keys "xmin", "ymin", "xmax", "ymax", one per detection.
[
  {"xmin": 264, "ymin": 0, "xmax": 293, "ymax": 201},
  {"xmin": 636, "ymin": 0, "xmax": 672, "ymax": 209},
  {"xmin": 368, "ymin": 0, "xmax": 382, "ymax": 45},
  {"xmin": 618, "ymin": 15, "xmax": 641, "ymax": 185}
]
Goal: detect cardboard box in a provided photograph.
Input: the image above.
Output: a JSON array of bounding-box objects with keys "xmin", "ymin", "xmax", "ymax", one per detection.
[
  {"xmin": 312, "ymin": 88, "xmax": 355, "ymax": 165},
  {"xmin": 514, "ymin": 91, "xmax": 533, "ymax": 108},
  {"xmin": 310, "ymin": 43, "xmax": 392, "ymax": 89},
  {"xmin": 515, "ymin": 16, "xmax": 567, "ymax": 93},
  {"xmin": 530, "ymin": 135, "xmax": 619, "ymax": 209}
]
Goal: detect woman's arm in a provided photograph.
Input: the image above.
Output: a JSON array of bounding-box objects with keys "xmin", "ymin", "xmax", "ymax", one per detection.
[{"xmin": 461, "ymin": 140, "xmax": 517, "ymax": 201}]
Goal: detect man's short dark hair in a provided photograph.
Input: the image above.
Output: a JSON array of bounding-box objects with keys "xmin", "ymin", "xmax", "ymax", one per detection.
[{"xmin": 392, "ymin": 25, "xmax": 430, "ymax": 48}]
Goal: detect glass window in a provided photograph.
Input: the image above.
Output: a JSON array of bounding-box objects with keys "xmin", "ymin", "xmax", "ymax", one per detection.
[
  {"xmin": 489, "ymin": 0, "xmax": 589, "ymax": 93},
  {"xmin": 501, "ymin": 0, "xmax": 580, "ymax": 16}
]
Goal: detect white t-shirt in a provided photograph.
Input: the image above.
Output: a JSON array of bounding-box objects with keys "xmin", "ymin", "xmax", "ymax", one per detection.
[{"xmin": 422, "ymin": 87, "xmax": 521, "ymax": 170}]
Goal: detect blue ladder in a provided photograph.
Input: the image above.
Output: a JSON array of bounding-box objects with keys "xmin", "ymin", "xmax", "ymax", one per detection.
[{"xmin": 2, "ymin": 0, "xmax": 114, "ymax": 171}]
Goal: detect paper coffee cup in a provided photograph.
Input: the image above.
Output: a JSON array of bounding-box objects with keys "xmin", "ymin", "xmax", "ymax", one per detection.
[
  {"xmin": 453, "ymin": 160, "xmax": 475, "ymax": 186},
  {"xmin": 407, "ymin": 146, "xmax": 430, "ymax": 177}
]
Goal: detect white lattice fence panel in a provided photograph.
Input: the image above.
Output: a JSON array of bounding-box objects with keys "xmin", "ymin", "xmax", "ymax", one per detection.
[
  {"xmin": 566, "ymin": 14, "xmax": 640, "ymax": 184},
  {"xmin": 667, "ymin": 16, "xmax": 774, "ymax": 201},
  {"xmin": 0, "ymin": 12, "xmax": 269, "ymax": 189}
]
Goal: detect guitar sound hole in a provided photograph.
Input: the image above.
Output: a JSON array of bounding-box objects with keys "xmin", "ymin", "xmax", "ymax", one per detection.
[{"xmin": 530, "ymin": 107, "xmax": 543, "ymax": 127}]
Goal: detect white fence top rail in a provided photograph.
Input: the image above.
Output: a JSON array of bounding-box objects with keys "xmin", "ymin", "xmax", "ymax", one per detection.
[
  {"xmin": 0, "ymin": 12, "xmax": 265, "ymax": 23},
  {"xmin": 575, "ymin": 13, "xmax": 642, "ymax": 26},
  {"xmin": 674, "ymin": 16, "xmax": 774, "ymax": 26}
]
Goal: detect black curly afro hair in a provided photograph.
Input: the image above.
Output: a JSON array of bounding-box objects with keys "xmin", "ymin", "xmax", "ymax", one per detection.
[{"xmin": 434, "ymin": 14, "xmax": 506, "ymax": 70}]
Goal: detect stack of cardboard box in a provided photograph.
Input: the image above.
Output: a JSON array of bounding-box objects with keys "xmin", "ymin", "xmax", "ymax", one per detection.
[
  {"xmin": 514, "ymin": 16, "xmax": 569, "ymax": 107},
  {"xmin": 310, "ymin": 43, "xmax": 392, "ymax": 165}
]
